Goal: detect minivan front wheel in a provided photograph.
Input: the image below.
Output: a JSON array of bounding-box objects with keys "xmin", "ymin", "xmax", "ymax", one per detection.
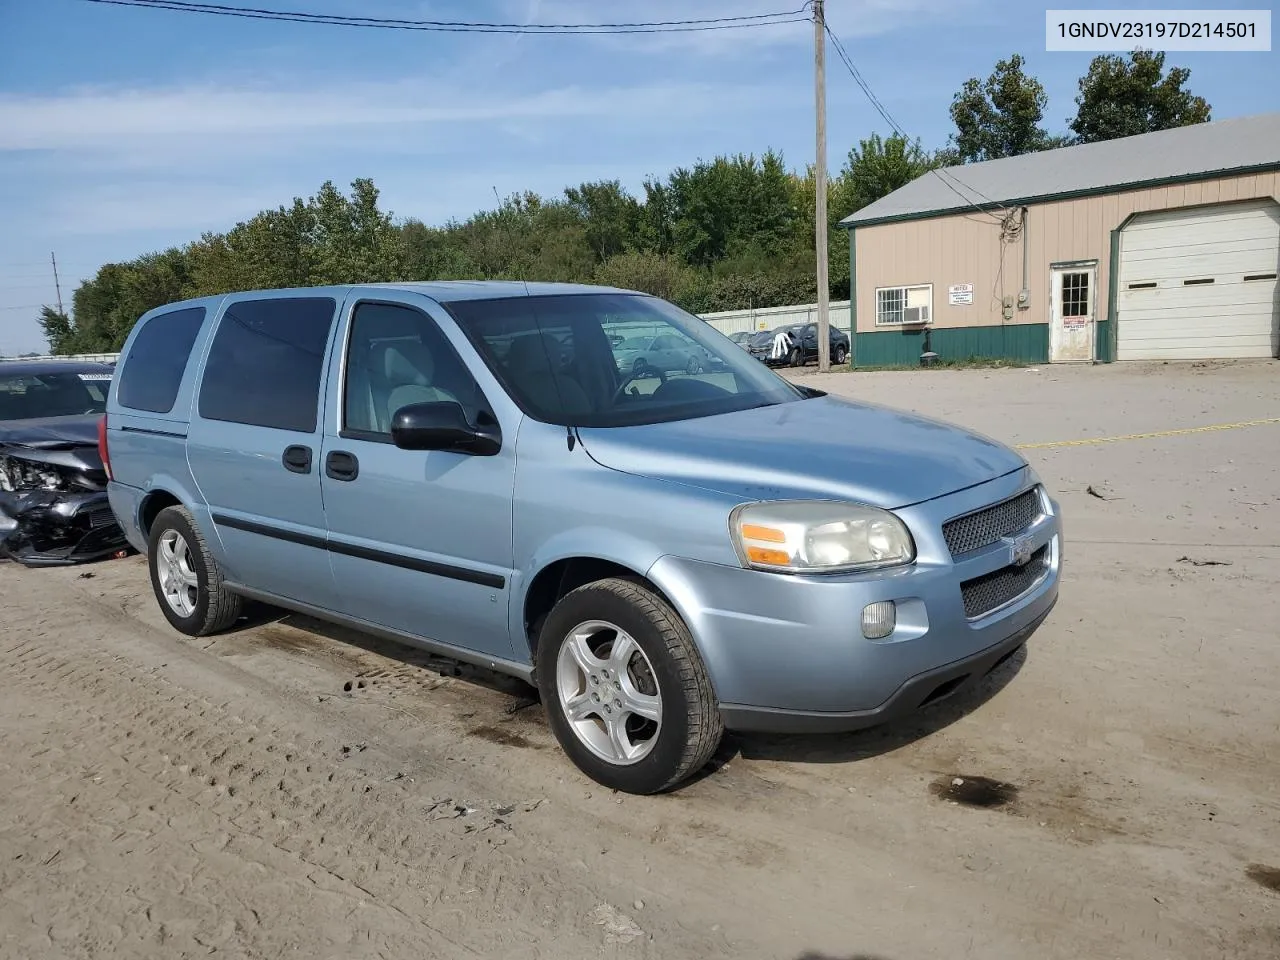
[
  {"xmin": 148, "ymin": 505, "xmax": 242, "ymax": 637},
  {"xmin": 537, "ymin": 578, "xmax": 723, "ymax": 794}
]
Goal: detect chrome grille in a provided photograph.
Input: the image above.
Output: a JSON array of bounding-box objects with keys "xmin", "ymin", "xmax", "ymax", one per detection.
[
  {"xmin": 960, "ymin": 545, "xmax": 1049, "ymax": 619},
  {"xmin": 942, "ymin": 488, "xmax": 1041, "ymax": 557}
]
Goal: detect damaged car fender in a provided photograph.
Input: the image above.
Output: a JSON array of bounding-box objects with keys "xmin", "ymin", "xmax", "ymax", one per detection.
[
  {"xmin": 0, "ymin": 360, "xmax": 129, "ymax": 567},
  {"xmin": 0, "ymin": 433, "xmax": 127, "ymax": 567}
]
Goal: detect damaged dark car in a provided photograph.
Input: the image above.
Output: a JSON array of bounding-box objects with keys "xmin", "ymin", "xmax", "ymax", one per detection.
[{"xmin": 0, "ymin": 360, "xmax": 128, "ymax": 566}]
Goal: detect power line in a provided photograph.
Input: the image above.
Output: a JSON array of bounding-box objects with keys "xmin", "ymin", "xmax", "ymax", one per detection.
[
  {"xmin": 823, "ymin": 23, "xmax": 1008, "ymax": 220},
  {"xmin": 824, "ymin": 23, "xmax": 1002, "ymax": 215},
  {"xmin": 80, "ymin": 0, "xmax": 812, "ymax": 34}
]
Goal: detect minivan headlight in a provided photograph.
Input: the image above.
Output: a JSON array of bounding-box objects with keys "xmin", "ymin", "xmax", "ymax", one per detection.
[{"xmin": 730, "ymin": 501, "xmax": 915, "ymax": 574}]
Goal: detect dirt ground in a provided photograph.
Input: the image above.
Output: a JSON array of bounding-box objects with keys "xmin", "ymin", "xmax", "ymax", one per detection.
[{"xmin": 2, "ymin": 359, "xmax": 1278, "ymax": 960}]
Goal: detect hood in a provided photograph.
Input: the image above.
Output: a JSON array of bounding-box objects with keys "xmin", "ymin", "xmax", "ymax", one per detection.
[
  {"xmin": 577, "ymin": 395, "xmax": 1025, "ymax": 509},
  {"xmin": 0, "ymin": 416, "xmax": 106, "ymax": 479},
  {"xmin": 0, "ymin": 415, "xmax": 102, "ymax": 449}
]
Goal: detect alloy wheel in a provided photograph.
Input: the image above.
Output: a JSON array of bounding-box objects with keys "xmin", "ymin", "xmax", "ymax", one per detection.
[
  {"xmin": 555, "ymin": 620, "xmax": 663, "ymax": 765},
  {"xmin": 157, "ymin": 528, "xmax": 199, "ymax": 618}
]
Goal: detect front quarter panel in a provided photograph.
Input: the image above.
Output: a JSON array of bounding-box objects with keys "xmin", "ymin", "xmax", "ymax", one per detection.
[{"xmin": 510, "ymin": 418, "xmax": 744, "ymax": 655}]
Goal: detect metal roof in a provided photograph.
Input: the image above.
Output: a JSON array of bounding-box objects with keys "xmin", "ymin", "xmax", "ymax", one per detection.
[{"xmin": 841, "ymin": 112, "xmax": 1280, "ymax": 227}]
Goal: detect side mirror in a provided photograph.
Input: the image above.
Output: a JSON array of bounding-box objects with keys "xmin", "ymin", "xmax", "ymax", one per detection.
[{"xmin": 390, "ymin": 402, "xmax": 501, "ymax": 456}]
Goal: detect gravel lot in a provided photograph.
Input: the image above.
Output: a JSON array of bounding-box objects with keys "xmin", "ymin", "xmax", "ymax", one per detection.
[{"xmin": 2, "ymin": 359, "xmax": 1278, "ymax": 960}]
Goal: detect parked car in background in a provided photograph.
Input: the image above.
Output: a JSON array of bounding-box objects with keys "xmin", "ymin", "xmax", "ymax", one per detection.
[
  {"xmin": 612, "ymin": 333, "xmax": 712, "ymax": 375},
  {"xmin": 103, "ymin": 281, "xmax": 1060, "ymax": 794},
  {"xmin": 748, "ymin": 323, "xmax": 850, "ymax": 367},
  {"xmin": 0, "ymin": 360, "xmax": 128, "ymax": 566},
  {"xmin": 727, "ymin": 331, "xmax": 754, "ymax": 347}
]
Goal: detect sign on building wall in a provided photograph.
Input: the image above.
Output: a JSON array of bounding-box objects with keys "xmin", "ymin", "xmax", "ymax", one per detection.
[{"xmin": 948, "ymin": 283, "xmax": 974, "ymax": 306}]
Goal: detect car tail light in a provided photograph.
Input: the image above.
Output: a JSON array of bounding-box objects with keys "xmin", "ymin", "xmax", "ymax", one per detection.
[{"xmin": 97, "ymin": 414, "xmax": 113, "ymax": 480}]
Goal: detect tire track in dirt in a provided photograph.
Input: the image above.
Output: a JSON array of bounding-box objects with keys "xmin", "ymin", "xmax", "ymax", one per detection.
[
  {"xmin": 0, "ymin": 643, "xmax": 647, "ymax": 958},
  {"xmin": 0, "ymin": 691, "xmax": 487, "ymax": 960},
  {"xmin": 8, "ymin": 562, "xmax": 1274, "ymax": 960}
]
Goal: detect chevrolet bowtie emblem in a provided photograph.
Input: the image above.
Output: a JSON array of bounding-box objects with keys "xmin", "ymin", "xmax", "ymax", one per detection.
[{"xmin": 1003, "ymin": 533, "xmax": 1035, "ymax": 567}]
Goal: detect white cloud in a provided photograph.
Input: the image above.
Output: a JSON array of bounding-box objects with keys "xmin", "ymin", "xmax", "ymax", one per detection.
[
  {"xmin": 45, "ymin": 180, "xmax": 295, "ymax": 235},
  {"xmin": 0, "ymin": 77, "xmax": 783, "ymax": 153}
]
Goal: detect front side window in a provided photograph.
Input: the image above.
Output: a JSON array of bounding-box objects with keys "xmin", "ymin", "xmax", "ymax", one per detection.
[
  {"xmin": 445, "ymin": 293, "xmax": 804, "ymax": 428},
  {"xmin": 0, "ymin": 370, "xmax": 108, "ymax": 421},
  {"xmin": 118, "ymin": 306, "xmax": 206, "ymax": 413},
  {"xmin": 198, "ymin": 297, "xmax": 336, "ymax": 433},
  {"xmin": 343, "ymin": 301, "xmax": 490, "ymax": 438}
]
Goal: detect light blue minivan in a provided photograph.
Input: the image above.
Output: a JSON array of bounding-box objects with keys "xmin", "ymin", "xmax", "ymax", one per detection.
[{"xmin": 101, "ymin": 282, "xmax": 1060, "ymax": 793}]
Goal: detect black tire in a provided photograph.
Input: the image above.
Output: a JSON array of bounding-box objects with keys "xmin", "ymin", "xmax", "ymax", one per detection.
[
  {"xmin": 632, "ymin": 358, "xmax": 648, "ymax": 376},
  {"xmin": 788, "ymin": 347, "xmax": 803, "ymax": 367},
  {"xmin": 536, "ymin": 577, "xmax": 723, "ymax": 794},
  {"xmin": 834, "ymin": 343, "xmax": 848, "ymax": 365},
  {"xmin": 685, "ymin": 355, "xmax": 703, "ymax": 375},
  {"xmin": 148, "ymin": 505, "xmax": 243, "ymax": 637}
]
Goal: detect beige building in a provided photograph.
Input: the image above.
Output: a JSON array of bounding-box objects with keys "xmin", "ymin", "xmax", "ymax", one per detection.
[{"xmin": 840, "ymin": 113, "xmax": 1280, "ymax": 366}]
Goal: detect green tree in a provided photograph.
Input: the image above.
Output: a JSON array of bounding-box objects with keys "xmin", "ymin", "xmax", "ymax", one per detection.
[
  {"xmin": 594, "ymin": 249, "xmax": 701, "ymax": 304},
  {"xmin": 563, "ymin": 180, "xmax": 642, "ymax": 263},
  {"xmin": 1069, "ymin": 49, "xmax": 1211, "ymax": 143},
  {"xmin": 950, "ymin": 54, "xmax": 1068, "ymax": 162},
  {"xmin": 309, "ymin": 178, "xmax": 405, "ymax": 283},
  {"xmin": 838, "ymin": 133, "xmax": 938, "ymax": 211},
  {"xmin": 38, "ymin": 306, "xmax": 75, "ymax": 354},
  {"xmin": 400, "ymin": 219, "xmax": 479, "ymax": 280},
  {"xmin": 636, "ymin": 178, "xmax": 676, "ymax": 255}
]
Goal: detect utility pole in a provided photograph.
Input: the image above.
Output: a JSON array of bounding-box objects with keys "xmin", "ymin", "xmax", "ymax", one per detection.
[
  {"xmin": 51, "ymin": 252, "xmax": 64, "ymax": 315},
  {"xmin": 813, "ymin": 0, "xmax": 830, "ymax": 372}
]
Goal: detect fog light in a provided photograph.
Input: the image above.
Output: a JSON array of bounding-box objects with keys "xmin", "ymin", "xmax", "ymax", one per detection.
[{"xmin": 861, "ymin": 601, "xmax": 896, "ymax": 640}]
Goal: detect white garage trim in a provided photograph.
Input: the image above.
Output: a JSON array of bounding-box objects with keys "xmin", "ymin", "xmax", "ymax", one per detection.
[{"xmin": 1116, "ymin": 199, "xmax": 1280, "ymax": 361}]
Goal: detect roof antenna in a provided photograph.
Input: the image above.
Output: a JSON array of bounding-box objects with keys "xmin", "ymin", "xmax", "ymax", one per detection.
[{"xmin": 493, "ymin": 185, "xmax": 531, "ymax": 297}]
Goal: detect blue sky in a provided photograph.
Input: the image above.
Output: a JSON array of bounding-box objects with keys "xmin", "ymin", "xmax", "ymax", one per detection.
[{"xmin": 0, "ymin": 0, "xmax": 1275, "ymax": 354}]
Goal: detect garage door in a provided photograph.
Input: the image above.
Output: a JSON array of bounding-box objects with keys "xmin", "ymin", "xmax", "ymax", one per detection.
[{"xmin": 1116, "ymin": 199, "xmax": 1280, "ymax": 360}]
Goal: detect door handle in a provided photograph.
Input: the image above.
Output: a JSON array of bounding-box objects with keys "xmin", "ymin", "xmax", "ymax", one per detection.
[
  {"xmin": 282, "ymin": 444, "xmax": 313, "ymax": 474},
  {"xmin": 325, "ymin": 450, "xmax": 359, "ymax": 482}
]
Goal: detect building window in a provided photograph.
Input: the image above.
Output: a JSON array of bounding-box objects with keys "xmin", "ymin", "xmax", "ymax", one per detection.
[
  {"xmin": 1061, "ymin": 272, "xmax": 1090, "ymax": 317},
  {"xmin": 875, "ymin": 284, "xmax": 932, "ymax": 326}
]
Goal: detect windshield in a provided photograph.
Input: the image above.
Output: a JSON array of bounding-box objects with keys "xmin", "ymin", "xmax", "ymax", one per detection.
[
  {"xmin": 0, "ymin": 371, "xmax": 109, "ymax": 421},
  {"xmin": 445, "ymin": 293, "xmax": 805, "ymax": 428}
]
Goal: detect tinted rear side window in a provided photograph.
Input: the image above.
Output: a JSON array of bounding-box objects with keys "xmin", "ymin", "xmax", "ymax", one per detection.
[
  {"xmin": 117, "ymin": 306, "xmax": 206, "ymax": 413},
  {"xmin": 198, "ymin": 297, "xmax": 336, "ymax": 432}
]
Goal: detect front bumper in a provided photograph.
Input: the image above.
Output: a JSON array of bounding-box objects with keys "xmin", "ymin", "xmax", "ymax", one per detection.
[
  {"xmin": 718, "ymin": 602, "xmax": 1052, "ymax": 732},
  {"xmin": 0, "ymin": 489, "xmax": 128, "ymax": 567},
  {"xmin": 648, "ymin": 469, "xmax": 1061, "ymax": 733}
]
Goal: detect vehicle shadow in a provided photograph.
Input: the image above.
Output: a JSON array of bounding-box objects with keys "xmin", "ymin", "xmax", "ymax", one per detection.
[
  {"xmin": 713, "ymin": 644, "xmax": 1028, "ymax": 769},
  {"xmin": 236, "ymin": 600, "xmax": 1025, "ymax": 771},
  {"xmin": 237, "ymin": 601, "xmax": 539, "ymax": 704},
  {"xmin": 793, "ymin": 954, "xmax": 894, "ymax": 960}
]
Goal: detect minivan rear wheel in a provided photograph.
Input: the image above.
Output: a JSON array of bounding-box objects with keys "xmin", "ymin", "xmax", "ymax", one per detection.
[
  {"xmin": 536, "ymin": 577, "xmax": 723, "ymax": 794},
  {"xmin": 148, "ymin": 505, "xmax": 243, "ymax": 637}
]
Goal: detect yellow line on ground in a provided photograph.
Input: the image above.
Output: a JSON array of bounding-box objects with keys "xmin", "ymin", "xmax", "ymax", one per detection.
[{"xmin": 1015, "ymin": 417, "xmax": 1280, "ymax": 450}]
